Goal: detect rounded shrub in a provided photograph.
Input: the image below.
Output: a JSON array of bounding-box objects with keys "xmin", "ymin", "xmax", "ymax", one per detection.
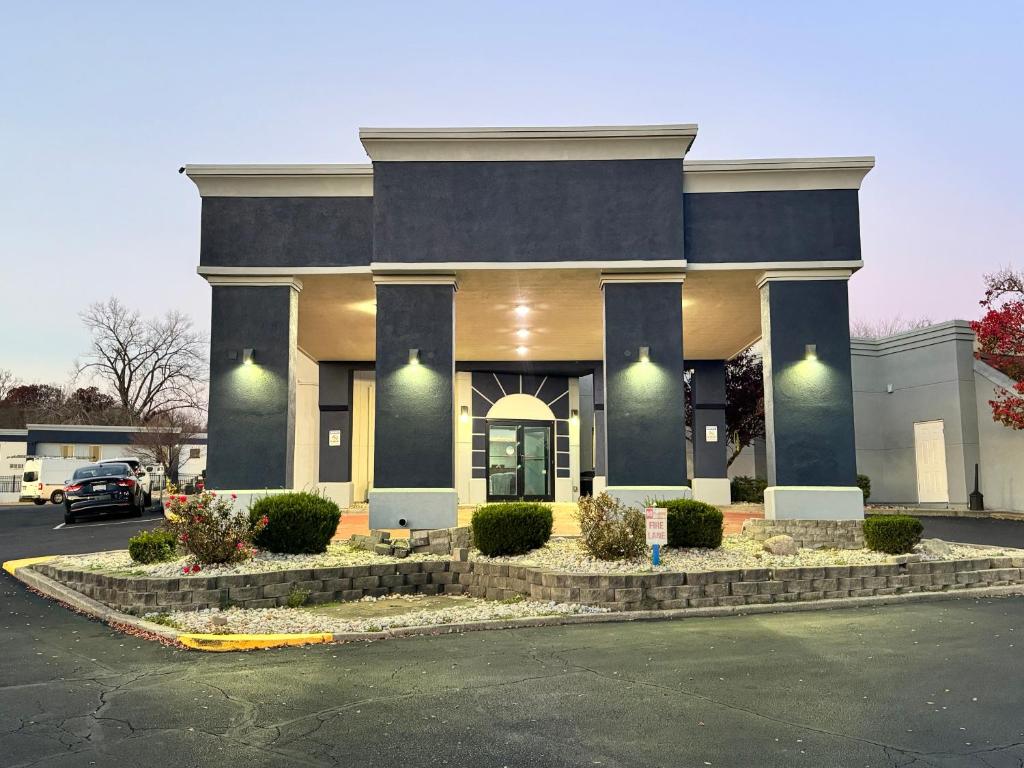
[
  {"xmin": 659, "ymin": 498, "xmax": 724, "ymax": 549},
  {"xmin": 250, "ymin": 492, "xmax": 342, "ymax": 555},
  {"xmin": 576, "ymin": 493, "xmax": 647, "ymax": 561},
  {"xmin": 730, "ymin": 476, "xmax": 767, "ymax": 503},
  {"xmin": 863, "ymin": 515, "xmax": 923, "ymax": 554},
  {"xmin": 471, "ymin": 502, "xmax": 553, "ymax": 556},
  {"xmin": 128, "ymin": 529, "xmax": 178, "ymax": 564},
  {"xmin": 857, "ymin": 474, "xmax": 872, "ymax": 501}
]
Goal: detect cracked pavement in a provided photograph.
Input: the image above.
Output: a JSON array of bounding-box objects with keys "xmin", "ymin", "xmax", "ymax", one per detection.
[{"xmin": 3, "ymin": 503, "xmax": 1024, "ymax": 767}]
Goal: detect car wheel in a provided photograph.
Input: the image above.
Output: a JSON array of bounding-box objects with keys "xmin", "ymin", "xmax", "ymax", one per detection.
[
  {"xmin": 50, "ymin": 490, "xmax": 65, "ymax": 505},
  {"xmin": 33, "ymin": 499, "xmax": 46, "ymax": 506},
  {"xmin": 63, "ymin": 511, "xmax": 75, "ymax": 524}
]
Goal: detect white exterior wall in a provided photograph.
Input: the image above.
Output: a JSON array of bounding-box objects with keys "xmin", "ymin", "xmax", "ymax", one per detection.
[
  {"xmin": 1, "ymin": 438, "xmax": 28, "ymax": 474},
  {"xmin": 975, "ymin": 361, "xmax": 1024, "ymax": 512},
  {"xmin": 852, "ymin": 321, "xmax": 982, "ymax": 508}
]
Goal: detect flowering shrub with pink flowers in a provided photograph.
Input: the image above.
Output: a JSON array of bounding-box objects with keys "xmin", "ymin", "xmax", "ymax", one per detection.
[{"xmin": 165, "ymin": 491, "xmax": 268, "ymax": 566}]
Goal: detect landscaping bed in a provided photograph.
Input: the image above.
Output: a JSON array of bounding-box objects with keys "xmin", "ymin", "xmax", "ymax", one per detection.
[
  {"xmin": 470, "ymin": 535, "xmax": 1000, "ymax": 573},
  {"xmin": 152, "ymin": 593, "xmax": 609, "ymax": 635},
  {"xmin": 28, "ymin": 536, "xmax": 1024, "ymax": 617},
  {"xmin": 55, "ymin": 541, "xmax": 446, "ymax": 578}
]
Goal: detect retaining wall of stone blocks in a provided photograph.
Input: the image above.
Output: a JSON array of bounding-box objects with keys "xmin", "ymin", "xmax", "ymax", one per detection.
[
  {"xmin": 32, "ymin": 553, "xmax": 1024, "ymax": 617},
  {"xmin": 741, "ymin": 519, "xmax": 865, "ymax": 550}
]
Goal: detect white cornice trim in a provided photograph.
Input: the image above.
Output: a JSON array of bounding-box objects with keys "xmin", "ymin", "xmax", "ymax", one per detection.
[
  {"xmin": 850, "ymin": 320, "xmax": 975, "ymax": 356},
  {"xmin": 359, "ymin": 124, "xmax": 698, "ymax": 162},
  {"xmin": 756, "ymin": 268, "xmax": 853, "ymax": 289},
  {"xmin": 599, "ymin": 272, "xmax": 686, "ymax": 288},
  {"xmin": 683, "ymin": 156, "xmax": 874, "ymax": 193},
  {"xmin": 183, "ymin": 164, "xmax": 373, "ymax": 197},
  {"xmin": 372, "ymin": 273, "xmax": 459, "ymax": 291},
  {"xmin": 370, "ymin": 259, "xmax": 687, "ymax": 273},
  {"xmin": 204, "ymin": 275, "xmax": 304, "ymax": 292},
  {"xmin": 687, "ymin": 260, "xmax": 863, "ymax": 272},
  {"xmin": 198, "ymin": 265, "xmax": 370, "ymax": 277}
]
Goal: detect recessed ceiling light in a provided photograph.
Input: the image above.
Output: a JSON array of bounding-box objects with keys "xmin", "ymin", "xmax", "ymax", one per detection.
[
  {"xmin": 516, "ymin": 329, "xmax": 530, "ymax": 339},
  {"xmin": 514, "ymin": 305, "xmax": 529, "ymax": 317},
  {"xmin": 515, "ymin": 346, "xmax": 528, "ymax": 356}
]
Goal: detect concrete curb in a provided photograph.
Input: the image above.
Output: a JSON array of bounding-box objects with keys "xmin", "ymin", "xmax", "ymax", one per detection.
[
  {"xmin": 7, "ymin": 555, "xmax": 1024, "ymax": 652},
  {"xmin": 867, "ymin": 508, "xmax": 1024, "ymax": 522}
]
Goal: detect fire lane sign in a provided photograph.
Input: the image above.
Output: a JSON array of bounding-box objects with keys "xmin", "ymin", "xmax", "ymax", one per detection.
[{"xmin": 644, "ymin": 507, "xmax": 668, "ymax": 546}]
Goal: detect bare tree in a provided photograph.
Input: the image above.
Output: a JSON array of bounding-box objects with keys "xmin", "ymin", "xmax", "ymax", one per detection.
[
  {"xmin": 129, "ymin": 412, "xmax": 205, "ymax": 483},
  {"xmin": 850, "ymin": 315, "xmax": 934, "ymax": 340},
  {"xmin": 0, "ymin": 369, "xmax": 18, "ymax": 401},
  {"xmin": 76, "ymin": 298, "xmax": 208, "ymax": 420}
]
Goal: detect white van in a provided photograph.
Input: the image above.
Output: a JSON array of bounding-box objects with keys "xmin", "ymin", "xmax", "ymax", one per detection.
[{"xmin": 21, "ymin": 457, "xmax": 93, "ymax": 505}]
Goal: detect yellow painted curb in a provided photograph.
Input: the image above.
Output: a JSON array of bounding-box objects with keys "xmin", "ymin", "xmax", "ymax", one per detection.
[
  {"xmin": 177, "ymin": 632, "xmax": 333, "ymax": 652},
  {"xmin": 2, "ymin": 555, "xmax": 56, "ymax": 576}
]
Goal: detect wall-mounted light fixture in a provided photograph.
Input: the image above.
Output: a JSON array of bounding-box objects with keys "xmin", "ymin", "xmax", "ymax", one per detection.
[
  {"xmin": 514, "ymin": 304, "xmax": 530, "ymax": 317},
  {"xmin": 242, "ymin": 348, "xmax": 256, "ymax": 366},
  {"xmin": 459, "ymin": 405, "xmax": 470, "ymax": 423},
  {"xmin": 515, "ymin": 345, "xmax": 528, "ymax": 356},
  {"xmin": 516, "ymin": 329, "xmax": 530, "ymax": 339},
  {"xmin": 570, "ymin": 409, "xmax": 579, "ymax": 425},
  {"xmin": 408, "ymin": 348, "xmax": 420, "ymax": 365},
  {"xmin": 804, "ymin": 344, "xmax": 817, "ymax": 361},
  {"xmin": 638, "ymin": 345, "xmax": 651, "ymax": 363}
]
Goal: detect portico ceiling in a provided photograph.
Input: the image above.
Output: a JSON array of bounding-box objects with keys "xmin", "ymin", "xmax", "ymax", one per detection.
[{"xmin": 296, "ymin": 268, "xmax": 763, "ymax": 363}]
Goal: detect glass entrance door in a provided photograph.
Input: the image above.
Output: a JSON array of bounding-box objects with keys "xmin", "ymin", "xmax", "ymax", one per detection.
[{"xmin": 486, "ymin": 421, "xmax": 554, "ymax": 501}]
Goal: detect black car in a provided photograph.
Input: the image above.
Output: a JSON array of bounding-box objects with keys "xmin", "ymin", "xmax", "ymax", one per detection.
[{"xmin": 63, "ymin": 462, "xmax": 145, "ymax": 525}]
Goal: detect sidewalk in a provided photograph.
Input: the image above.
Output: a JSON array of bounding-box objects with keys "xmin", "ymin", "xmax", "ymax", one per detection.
[{"xmin": 334, "ymin": 502, "xmax": 764, "ymax": 540}]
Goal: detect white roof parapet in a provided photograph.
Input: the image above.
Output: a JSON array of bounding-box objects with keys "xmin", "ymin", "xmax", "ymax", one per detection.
[
  {"xmin": 183, "ymin": 164, "xmax": 373, "ymax": 197},
  {"xmin": 359, "ymin": 124, "xmax": 699, "ymax": 162},
  {"xmin": 850, "ymin": 320, "xmax": 975, "ymax": 356},
  {"xmin": 684, "ymin": 156, "xmax": 875, "ymax": 193}
]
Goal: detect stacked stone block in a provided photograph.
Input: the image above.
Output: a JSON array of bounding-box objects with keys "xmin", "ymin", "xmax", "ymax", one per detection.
[
  {"xmin": 741, "ymin": 519, "xmax": 865, "ymax": 550},
  {"xmin": 31, "ymin": 554, "xmax": 1024, "ymax": 618}
]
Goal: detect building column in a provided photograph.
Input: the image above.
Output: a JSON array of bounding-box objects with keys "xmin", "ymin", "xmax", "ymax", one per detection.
[
  {"xmin": 205, "ymin": 277, "xmax": 300, "ymax": 492},
  {"xmin": 691, "ymin": 360, "xmax": 731, "ymax": 505},
  {"xmin": 602, "ymin": 276, "xmax": 690, "ymax": 509},
  {"xmin": 759, "ymin": 271, "xmax": 863, "ymax": 519},
  {"xmin": 368, "ymin": 277, "xmax": 457, "ymax": 529},
  {"xmin": 592, "ymin": 364, "xmax": 608, "ymax": 494},
  {"xmin": 317, "ymin": 363, "xmax": 354, "ymax": 509}
]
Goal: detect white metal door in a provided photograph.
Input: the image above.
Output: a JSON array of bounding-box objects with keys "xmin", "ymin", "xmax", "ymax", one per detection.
[
  {"xmin": 914, "ymin": 420, "xmax": 949, "ymax": 503},
  {"xmin": 351, "ymin": 372, "xmax": 375, "ymax": 503}
]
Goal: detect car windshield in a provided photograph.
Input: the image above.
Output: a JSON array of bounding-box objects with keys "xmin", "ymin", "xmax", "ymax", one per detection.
[{"xmin": 73, "ymin": 464, "xmax": 130, "ymax": 480}]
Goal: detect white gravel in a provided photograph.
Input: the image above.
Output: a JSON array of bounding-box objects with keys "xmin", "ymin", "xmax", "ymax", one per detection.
[
  {"xmin": 152, "ymin": 594, "xmax": 608, "ymax": 634},
  {"xmin": 471, "ymin": 535, "xmax": 1010, "ymax": 573},
  {"xmin": 53, "ymin": 542, "xmax": 447, "ymax": 578}
]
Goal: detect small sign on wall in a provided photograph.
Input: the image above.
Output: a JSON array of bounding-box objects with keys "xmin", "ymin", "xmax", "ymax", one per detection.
[
  {"xmin": 328, "ymin": 429, "xmax": 342, "ymax": 447},
  {"xmin": 704, "ymin": 425, "xmax": 718, "ymax": 443}
]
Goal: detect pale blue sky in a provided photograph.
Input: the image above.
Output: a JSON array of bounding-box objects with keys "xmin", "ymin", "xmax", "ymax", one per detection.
[{"xmin": 2, "ymin": 1, "xmax": 1022, "ymax": 383}]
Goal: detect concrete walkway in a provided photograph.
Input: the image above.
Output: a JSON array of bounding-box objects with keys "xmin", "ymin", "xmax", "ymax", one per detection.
[{"xmin": 335, "ymin": 501, "xmax": 764, "ymax": 539}]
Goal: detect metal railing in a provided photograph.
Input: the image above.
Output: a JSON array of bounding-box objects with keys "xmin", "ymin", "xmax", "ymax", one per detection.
[{"xmin": 0, "ymin": 475, "xmax": 20, "ymax": 494}]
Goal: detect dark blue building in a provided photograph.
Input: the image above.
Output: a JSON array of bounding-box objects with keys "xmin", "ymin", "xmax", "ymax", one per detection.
[{"xmin": 185, "ymin": 124, "xmax": 873, "ymax": 527}]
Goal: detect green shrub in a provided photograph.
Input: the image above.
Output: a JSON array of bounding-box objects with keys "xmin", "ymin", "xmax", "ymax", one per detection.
[
  {"xmin": 857, "ymin": 474, "xmax": 872, "ymax": 501},
  {"xmin": 128, "ymin": 529, "xmax": 178, "ymax": 564},
  {"xmin": 286, "ymin": 586, "xmax": 311, "ymax": 608},
  {"xmin": 575, "ymin": 493, "xmax": 647, "ymax": 561},
  {"xmin": 472, "ymin": 502, "xmax": 553, "ymax": 556},
  {"xmin": 250, "ymin": 492, "xmax": 342, "ymax": 555},
  {"xmin": 731, "ymin": 476, "xmax": 768, "ymax": 503},
  {"xmin": 863, "ymin": 515, "xmax": 923, "ymax": 554},
  {"xmin": 655, "ymin": 498, "xmax": 724, "ymax": 549}
]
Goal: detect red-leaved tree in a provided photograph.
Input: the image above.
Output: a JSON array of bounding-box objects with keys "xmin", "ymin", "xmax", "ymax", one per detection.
[{"xmin": 971, "ymin": 267, "xmax": 1024, "ymax": 429}]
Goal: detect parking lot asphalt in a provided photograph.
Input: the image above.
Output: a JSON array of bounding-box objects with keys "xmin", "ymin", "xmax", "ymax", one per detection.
[{"xmin": 2, "ymin": 506, "xmax": 1024, "ymax": 767}]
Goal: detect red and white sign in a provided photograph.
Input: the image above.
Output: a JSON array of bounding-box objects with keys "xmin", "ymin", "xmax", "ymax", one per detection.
[{"xmin": 644, "ymin": 507, "xmax": 668, "ymax": 546}]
